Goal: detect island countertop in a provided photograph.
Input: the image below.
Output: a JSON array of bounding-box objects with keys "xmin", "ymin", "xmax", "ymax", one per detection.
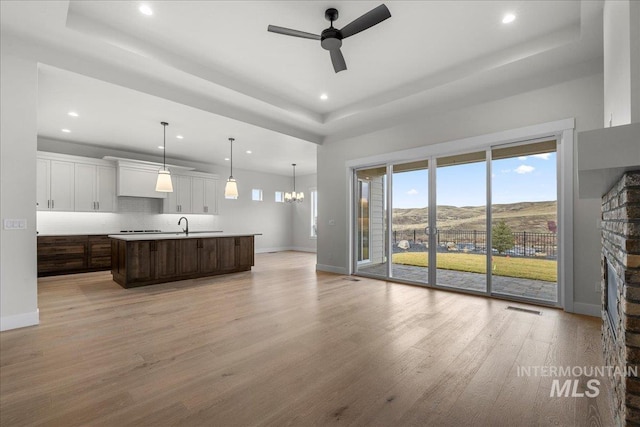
[{"xmin": 108, "ymin": 232, "xmax": 261, "ymax": 241}]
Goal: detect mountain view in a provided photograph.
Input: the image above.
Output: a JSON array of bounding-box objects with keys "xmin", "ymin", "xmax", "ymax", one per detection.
[{"xmin": 392, "ymin": 201, "xmax": 557, "ymax": 233}]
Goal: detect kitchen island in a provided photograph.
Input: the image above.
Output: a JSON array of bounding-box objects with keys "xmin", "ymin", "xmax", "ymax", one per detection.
[{"xmin": 109, "ymin": 233, "xmax": 258, "ymax": 288}]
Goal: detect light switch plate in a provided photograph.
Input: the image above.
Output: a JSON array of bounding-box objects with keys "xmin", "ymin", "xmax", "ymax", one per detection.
[{"xmin": 3, "ymin": 219, "xmax": 27, "ymax": 230}]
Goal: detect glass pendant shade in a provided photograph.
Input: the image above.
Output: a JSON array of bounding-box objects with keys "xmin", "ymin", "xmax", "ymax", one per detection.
[
  {"xmin": 225, "ymin": 137, "xmax": 238, "ymax": 199},
  {"xmin": 155, "ymin": 170, "xmax": 173, "ymax": 192},
  {"xmin": 225, "ymin": 178, "xmax": 238, "ymax": 199},
  {"xmin": 155, "ymin": 121, "xmax": 173, "ymax": 192}
]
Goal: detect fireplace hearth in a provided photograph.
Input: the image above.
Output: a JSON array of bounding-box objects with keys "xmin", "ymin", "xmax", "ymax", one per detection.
[{"xmin": 601, "ymin": 171, "xmax": 640, "ymax": 426}]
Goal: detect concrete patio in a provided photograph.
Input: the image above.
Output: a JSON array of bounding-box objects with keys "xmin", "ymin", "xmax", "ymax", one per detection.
[{"xmin": 357, "ymin": 263, "xmax": 557, "ymax": 303}]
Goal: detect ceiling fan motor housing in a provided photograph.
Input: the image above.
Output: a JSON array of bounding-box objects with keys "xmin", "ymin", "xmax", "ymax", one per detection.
[{"xmin": 321, "ymin": 28, "xmax": 343, "ymax": 50}]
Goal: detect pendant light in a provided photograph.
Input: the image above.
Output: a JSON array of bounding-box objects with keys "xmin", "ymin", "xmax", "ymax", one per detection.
[
  {"xmin": 224, "ymin": 137, "xmax": 238, "ymax": 199},
  {"xmin": 285, "ymin": 163, "xmax": 304, "ymax": 203},
  {"xmin": 155, "ymin": 121, "xmax": 173, "ymax": 192}
]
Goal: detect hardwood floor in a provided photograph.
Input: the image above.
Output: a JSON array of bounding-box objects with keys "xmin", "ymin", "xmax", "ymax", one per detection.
[{"xmin": 1, "ymin": 251, "xmax": 613, "ymax": 426}]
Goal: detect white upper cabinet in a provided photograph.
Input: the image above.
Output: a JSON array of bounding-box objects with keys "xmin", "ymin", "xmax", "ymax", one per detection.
[
  {"xmin": 36, "ymin": 158, "xmax": 50, "ymax": 211},
  {"xmin": 163, "ymin": 174, "xmax": 192, "ymax": 213},
  {"xmin": 96, "ymin": 166, "xmax": 116, "ymax": 212},
  {"xmin": 37, "ymin": 158, "xmax": 75, "ymax": 211},
  {"xmin": 75, "ymin": 163, "xmax": 116, "ymax": 212},
  {"xmin": 164, "ymin": 174, "xmax": 218, "ymax": 214},
  {"xmin": 204, "ymin": 178, "xmax": 218, "ymax": 214},
  {"xmin": 37, "ymin": 152, "xmax": 217, "ymax": 214}
]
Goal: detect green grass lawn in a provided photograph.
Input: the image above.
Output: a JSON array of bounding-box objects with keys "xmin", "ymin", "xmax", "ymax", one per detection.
[{"xmin": 392, "ymin": 252, "xmax": 557, "ymax": 282}]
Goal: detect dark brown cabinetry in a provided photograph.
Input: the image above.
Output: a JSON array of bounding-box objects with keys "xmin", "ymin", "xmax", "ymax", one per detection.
[
  {"xmin": 198, "ymin": 238, "xmax": 218, "ymax": 273},
  {"xmin": 110, "ymin": 235, "xmax": 255, "ymax": 288},
  {"xmin": 38, "ymin": 235, "xmax": 112, "ymax": 276}
]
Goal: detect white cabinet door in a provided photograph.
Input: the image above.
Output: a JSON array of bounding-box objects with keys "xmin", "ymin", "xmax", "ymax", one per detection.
[
  {"xmin": 36, "ymin": 158, "xmax": 50, "ymax": 211},
  {"xmin": 96, "ymin": 166, "xmax": 116, "ymax": 212},
  {"xmin": 163, "ymin": 174, "xmax": 179, "ymax": 213},
  {"xmin": 191, "ymin": 177, "xmax": 205, "ymax": 214},
  {"xmin": 75, "ymin": 163, "xmax": 97, "ymax": 212},
  {"xmin": 49, "ymin": 160, "xmax": 75, "ymax": 211},
  {"xmin": 176, "ymin": 175, "xmax": 192, "ymax": 213},
  {"xmin": 204, "ymin": 178, "xmax": 218, "ymax": 214}
]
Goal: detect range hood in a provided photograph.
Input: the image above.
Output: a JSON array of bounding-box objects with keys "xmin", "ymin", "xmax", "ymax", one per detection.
[
  {"xmin": 104, "ymin": 157, "xmax": 194, "ymax": 199},
  {"xmin": 577, "ymin": 122, "xmax": 640, "ymax": 198}
]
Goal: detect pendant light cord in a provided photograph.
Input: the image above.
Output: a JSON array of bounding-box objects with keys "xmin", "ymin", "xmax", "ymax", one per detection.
[
  {"xmin": 229, "ymin": 138, "xmax": 234, "ymax": 178},
  {"xmin": 161, "ymin": 121, "xmax": 168, "ymax": 171},
  {"xmin": 291, "ymin": 163, "xmax": 296, "ymax": 194}
]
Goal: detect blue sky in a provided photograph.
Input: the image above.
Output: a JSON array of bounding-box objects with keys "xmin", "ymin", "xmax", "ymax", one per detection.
[{"xmin": 392, "ymin": 152, "xmax": 557, "ymax": 208}]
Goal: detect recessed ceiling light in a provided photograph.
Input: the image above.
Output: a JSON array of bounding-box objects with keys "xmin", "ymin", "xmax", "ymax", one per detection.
[
  {"xmin": 61, "ymin": 129, "xmax": 71, "ymax": 133},
  {"xmin": 139, "ymin": 4, "xmax": 153, "ymax": 16},
  {"xmin": 502, "ymin": 13, "xmax": 516, "ymax": 24},
  {"xmin": 246, "ymin": 150, "xmax": 252, "ymax": 154},
  {"xmin": 176, "ymin": 135, "xmax": 184, "ymax": 139},
  {"xmin": 158, "ymin": 146, "xmax": 165, "ymax": 150},
  {"xmin": 320, "ymin": 93, "xmax": 328, "ymax": 100},
  {"xmin": 224, "ymin": 157, "xmax": 230, "ymax": 161},
  {"xmin": 68, "ymin": 111, "xmax": 79, "ymax": 117}
]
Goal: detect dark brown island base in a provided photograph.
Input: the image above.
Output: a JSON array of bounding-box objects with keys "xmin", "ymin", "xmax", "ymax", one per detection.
[{"xmin": 109, "ymin": 233, "xmax": 258, "ymax": 288}]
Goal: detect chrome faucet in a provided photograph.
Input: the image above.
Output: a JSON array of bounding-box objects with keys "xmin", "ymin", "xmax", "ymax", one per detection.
[{"xmin": 178, "ymin": 217, "xmax": 189, "ymax": 235}]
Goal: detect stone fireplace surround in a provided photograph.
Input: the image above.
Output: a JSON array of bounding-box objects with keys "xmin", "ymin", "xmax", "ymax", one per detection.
[{"xmin": 602, "ymin": 171, "xmax": 640, "ymax": 426}]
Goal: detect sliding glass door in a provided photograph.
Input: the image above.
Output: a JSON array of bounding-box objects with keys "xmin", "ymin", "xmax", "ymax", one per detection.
[
  {"xmin": 391, "ymin": 161, "xmax": 429, "ymax": 284},
  {"xmin": 435, "ymin": 152, "xmax": 487, "ymax": 293},
  {"xmin": 352, "ymin": 139, "xmax": 559, "ymax": 306},
  {"xmin": 355, "ymin": 167, "xmax": 387, "ymax": 278},
  {"xmin": 491, "ymin": 140, "xmax": 558, "ymax": 303}
]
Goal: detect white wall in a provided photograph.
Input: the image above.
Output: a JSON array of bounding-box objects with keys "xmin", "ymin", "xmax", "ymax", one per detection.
[
  {"xmin": 603, "ymin": 0, "xmax": 640, "ymax": 126},
  {"xmin": 214, "ymin": 166, "xmax": 294, "ymax": 252},
  {"xmin": 0, "ymin": 51, "xmax": 39, "ymax": 331},
  {"xmin": 291, "ymin": 173, "xmax": 317, "ymax": 252},
  {"xmin": 317, "ymin": 73, "xmax": 604, "ymax": 311}
]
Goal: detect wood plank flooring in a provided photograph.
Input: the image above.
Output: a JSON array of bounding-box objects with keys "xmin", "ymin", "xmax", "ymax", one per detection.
[{"xmin": 1, "ymin": 251, "xmax": 613, "ymax": 426}]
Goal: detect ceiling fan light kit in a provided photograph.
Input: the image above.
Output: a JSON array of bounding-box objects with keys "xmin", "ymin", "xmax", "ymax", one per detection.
[{"xmin": 268, "ymin": 4, "xmax": 391, "ymax": 73}]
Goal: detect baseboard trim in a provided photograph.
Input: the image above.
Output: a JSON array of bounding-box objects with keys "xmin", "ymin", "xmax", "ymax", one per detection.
[
  {"xmin": 572, "ymin": 302, "xmax": 601, "ymax": 317},
  {"xmin": 290, "ymin": 247, "xmax": 317, "ymax": 253},
  {"xmin": 0, "ymin": 309, "xmax": 39, "ymax": 332},
  {"xmin": 256, "ymin": 247, "xmax": 317, "ymax": 254},
  {"xmin": 255, "ymin": 247, "xmax": 291, "ymax": 254},
  {"xmin": 316, "ymin": 264, "xmax": 348, "ymax": 275}
]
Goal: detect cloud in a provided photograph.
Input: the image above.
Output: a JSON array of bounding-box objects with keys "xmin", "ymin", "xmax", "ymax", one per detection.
[
  {"xmin": 407, "ymin": 189, "xmax": 418, "ymax": 195},
  {"xmin": 532, "ymin": 153, "xmax": 551, "ymax": 160},
  {"xmin": 500, "ymin": 169, "xmax": 511, "ymax": 174},
  {"xmin": 518, "ymin": 156, "xmax": 527, "ymax": 161},
  {"xmin": 514, "ymin": 165, "xmax": 535, "ymax": 174}
]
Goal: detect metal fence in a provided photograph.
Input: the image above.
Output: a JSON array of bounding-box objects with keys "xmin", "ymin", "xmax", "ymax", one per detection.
[{"xmin": 392, "ymin": 228, "xmax": 557, "ymax": 259}]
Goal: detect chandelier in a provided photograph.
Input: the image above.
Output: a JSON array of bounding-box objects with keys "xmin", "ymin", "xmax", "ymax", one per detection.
[{"xmin": 285, "ymin": 163, "xmax": 304, "ymax": 203}]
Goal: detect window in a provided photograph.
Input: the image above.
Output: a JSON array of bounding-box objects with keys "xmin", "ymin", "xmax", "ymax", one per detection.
[
  {"xmin": 275, "ymin": 191, "xmax": 284, "ymax": 203},
  {"xmin": 310, "ymin": 188, "xmax": 318, "ymax": 238},
  {"xmin": 252, "ymin": 189, "xmax": 263, "ymax": 201}
]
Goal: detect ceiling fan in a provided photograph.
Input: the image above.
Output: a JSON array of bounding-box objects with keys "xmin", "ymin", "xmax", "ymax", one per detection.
[{"xmin": 267, "ymin": 4, "xmax": 391, "ymax": 73}]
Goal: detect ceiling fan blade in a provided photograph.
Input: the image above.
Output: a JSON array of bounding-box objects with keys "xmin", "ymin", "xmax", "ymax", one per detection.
[
  {"xmin": 340, "ymin": 4, "xmax": 391, "ymax": 39},
  {"xmin": 330, "ymin": 48, "xmax": 347, "ymax": 73},
  {"xmin": 267, "ymin": 25, "xmax": 321, "ymax": 40}
]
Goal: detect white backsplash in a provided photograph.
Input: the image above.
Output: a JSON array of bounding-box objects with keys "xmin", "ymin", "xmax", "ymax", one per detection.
[{"xmin": 37, "ymin": 197, "xmax": 217, "ymax": 235}]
